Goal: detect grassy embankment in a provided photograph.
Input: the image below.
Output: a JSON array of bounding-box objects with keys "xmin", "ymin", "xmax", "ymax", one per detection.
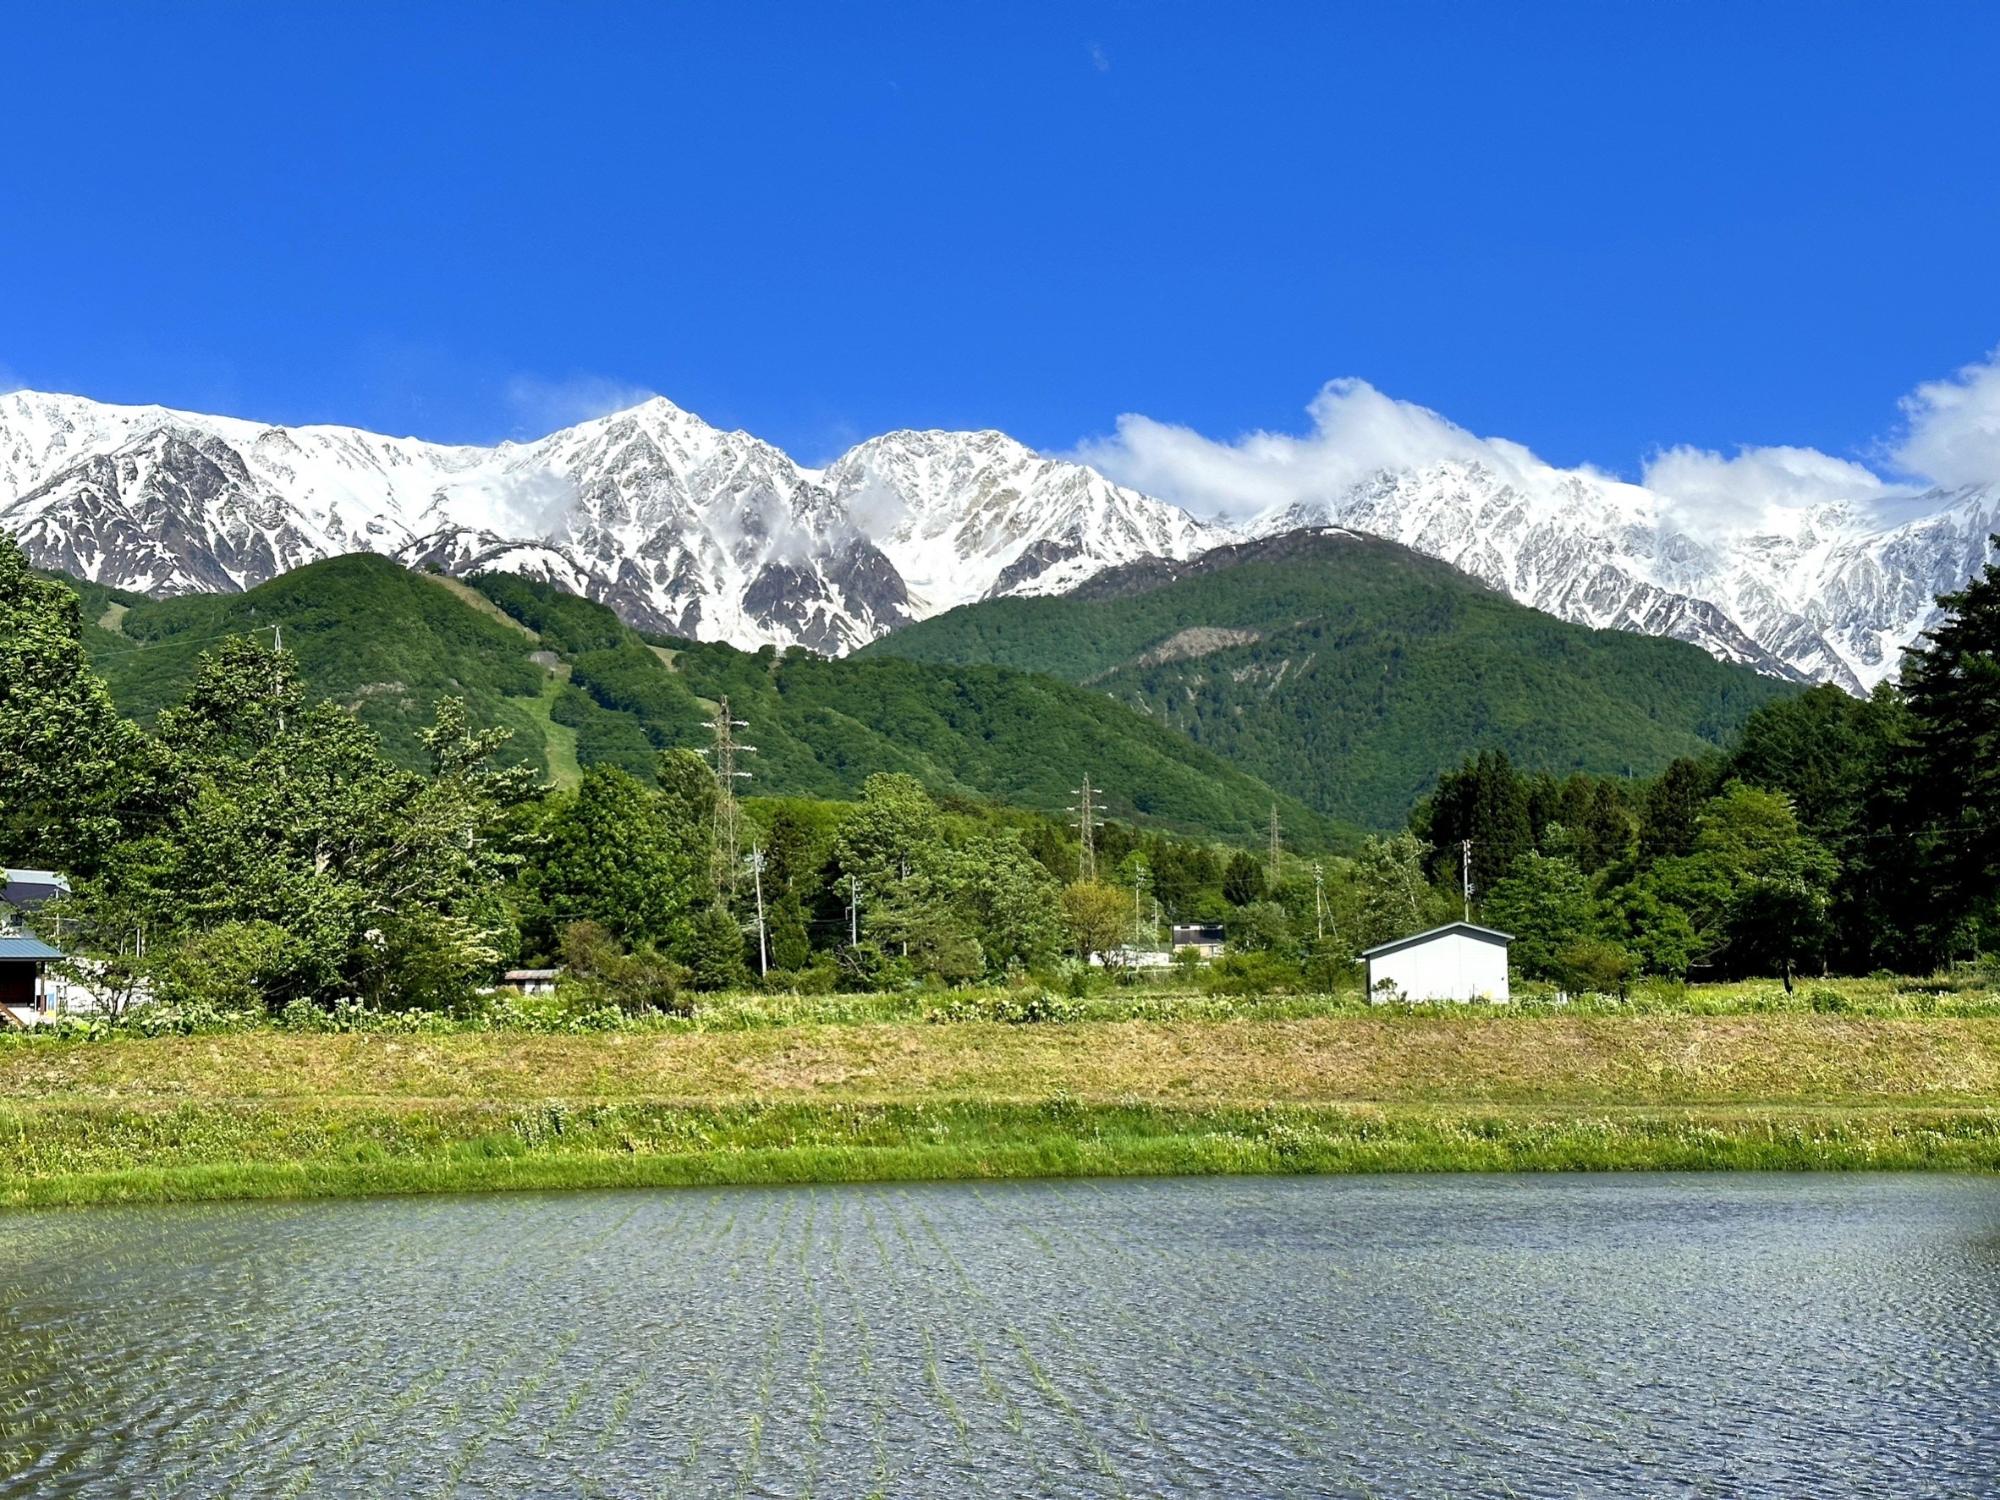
[{"xmin": 5, "ymin": 977, "xmax": 2000, "ymax": 1206}]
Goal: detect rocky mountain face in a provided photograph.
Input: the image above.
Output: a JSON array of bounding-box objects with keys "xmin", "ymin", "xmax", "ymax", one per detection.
[
  {"xmin": 0, "ymin": 391, "xmax": 1226, "ymax": 655},
  {"xmin": 1249, "ymin": 459, "xmax": 2000, "ymax": 691},
  {"xmin": 5, "ymin": 387, "xmax": 1993, "ymax": 688}
]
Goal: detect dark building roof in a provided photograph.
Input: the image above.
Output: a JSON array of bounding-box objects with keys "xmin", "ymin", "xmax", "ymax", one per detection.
[
  {"xmin": 2, "ymin": 869, "xmax": 69, "ymax": 909},
  {"xmin": 1359, "ymin": 922, "xmax": 1512, "ymax": 960}
]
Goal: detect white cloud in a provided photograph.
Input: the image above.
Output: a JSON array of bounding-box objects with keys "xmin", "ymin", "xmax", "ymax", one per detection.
[
  {"xmin": 1888, "ymin": 347, "xmax": 2000, "ymax": 490},
  {"xmin": 503, "ymin": 372, "xmax": 659, "ymax": 436},
  {"xmin": 1640, "ymin": 443, "xmax": 1895, "ymax": 535},
  {"xmin": 1077, "ymin": 353, "xmax": 2000, "ymax": 536},
  {"xmin": 1073, "ymin": 378, "xmax": 1535, "ymax": 521}
]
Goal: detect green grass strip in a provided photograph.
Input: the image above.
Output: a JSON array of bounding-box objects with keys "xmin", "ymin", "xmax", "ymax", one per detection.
[{"xmin": 4, "ymin": 1099, "xmax": 1997, "ymax": 1208}]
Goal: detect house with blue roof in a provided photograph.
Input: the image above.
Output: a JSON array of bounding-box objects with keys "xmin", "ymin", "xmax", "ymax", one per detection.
[
  {"xmin": 2, "ymin": 868, "xmax": 71, "ymax": 1024},
  {"xmin": 0, "ymin": 930, "xmax": 65, "ymax": 1016}
]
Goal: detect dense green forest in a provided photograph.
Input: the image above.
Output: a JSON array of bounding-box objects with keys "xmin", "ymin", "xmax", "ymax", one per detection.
[
  {"xmin": 860, "ymin": 530, "xmax": 1796, "ymax": 826},
  {"xmin": 63, "ymin": 555, "xmax": 1326, "ymax": 847},
  {"xmin": 7, "ymin": 530, "xmax": 1997, "ymax": 1019}
]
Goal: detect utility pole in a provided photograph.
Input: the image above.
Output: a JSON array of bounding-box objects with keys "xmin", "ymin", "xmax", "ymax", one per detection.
[
  {"xmin": 272, "ymin": 624, "xmax": 286, "ymax": 736},
  {"xmin": 1461, "ymin": 838, "xmax": 1474, "ymax": 922},
  {"xmin": 1267, "ymin": 804, "xmax": 1282, "ymax": 890},
  {"xmin": 1069, "ymin": 775, "xmax": 1102, "ymax": 882},
  {"xmin": 705, "ymin": 696, "xmax": 755, "ymax": 894},
  {"xmin": 1133, "ymin": 863, "xmax": 1149, "ymax": 944},
  {"xmin": 747, "ymin": 846, "xmax": 768, "ymax": 977},
  {"xmin": 1313, "ymin": 861, "xmax": 1326, "ymax": 943},
  {"xmin": 848, "ymin": 874, "xmax": 860, "ymax": 947}
]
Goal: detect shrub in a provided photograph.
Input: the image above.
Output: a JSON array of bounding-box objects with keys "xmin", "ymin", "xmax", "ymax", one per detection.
[
  {"xmin": 923, "ymin": 988, "xmax": 1083, "ymax": 1024},
  {"xmin": 1202, "ymin": 952, "xmax": 1301, "ymax": 997},
  {"xmin": 558, "ymin": 920, "xmax": 689, "ymax": 1016},
  {"xmin": 1553, "ymin": 939, "xmax": 1636, "ymax": 1000},
  {"xmin": 153, "ymin": 921, "xmax": 305, "ymax": 1017}
]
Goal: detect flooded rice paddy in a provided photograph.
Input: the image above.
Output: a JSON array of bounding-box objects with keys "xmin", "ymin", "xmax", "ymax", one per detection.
[{"xmin": 2, "ymin": 1173, "xmax": 1997, "ymax": 1496}]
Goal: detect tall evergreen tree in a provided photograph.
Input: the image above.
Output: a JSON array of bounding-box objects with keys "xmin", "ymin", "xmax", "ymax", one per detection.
[
  {"xmin": 1420, "ymin": 750, "xmax": 1533, "ymax": 896},
  {"xmin": 1639, "ymin": 757, "xmax": 1713, "ymax": 861},
  {"xmin": 1898, "ymin": 537, "xmax": 2000, "ymax": 961}
]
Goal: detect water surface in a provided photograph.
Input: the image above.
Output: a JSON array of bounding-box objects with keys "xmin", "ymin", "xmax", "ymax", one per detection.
[{"xmin": 1, "ymin": 1173, "xmax": 1996, "ymax": 1497}]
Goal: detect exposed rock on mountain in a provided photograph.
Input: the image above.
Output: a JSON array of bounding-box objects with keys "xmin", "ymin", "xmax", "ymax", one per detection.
[{"xmin": 0, "ymin": 391, "xmax": 1224, "ymax": 654}]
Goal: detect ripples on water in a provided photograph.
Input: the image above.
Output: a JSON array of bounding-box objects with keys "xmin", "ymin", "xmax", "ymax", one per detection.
[{"xmin": 0, "ymin": 1174, "xmax": 1996, "ymax": 1497}]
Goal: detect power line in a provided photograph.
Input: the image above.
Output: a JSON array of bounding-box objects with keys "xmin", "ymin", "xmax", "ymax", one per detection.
[{"xmin": 84, "ymin": 622, "xmax": 283, "ymax": 659}]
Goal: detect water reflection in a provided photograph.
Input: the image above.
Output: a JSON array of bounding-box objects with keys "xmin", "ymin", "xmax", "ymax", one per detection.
[{"xmin": 1, "ymin": 1173, "xmax": 1996, "ymax": 1497}]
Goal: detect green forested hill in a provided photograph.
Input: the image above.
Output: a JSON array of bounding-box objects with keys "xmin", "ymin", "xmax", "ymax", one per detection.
[
  {"xmin": 858, "ymin": 530, "xmax": 1799, "ymax": 827},
  {"xmin": 64, "ymin": 555, "xmax": 1327, "ymax": 846}
]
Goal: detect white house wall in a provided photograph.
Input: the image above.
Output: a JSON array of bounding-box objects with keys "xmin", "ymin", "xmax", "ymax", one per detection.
[{"xmin": 1369, "ymin": 932, "xmax": 1509, "ymax": 1002}]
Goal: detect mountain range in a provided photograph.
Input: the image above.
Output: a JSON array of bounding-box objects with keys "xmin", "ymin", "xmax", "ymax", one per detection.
[
  {"xmin": 1249, "ymin": 457, "xmax": 2000, "ymax": 693},
  {"xmin": 0, "ymin": 390, "xmax": 1219, "ymax": 657},
  {"xmin": 5, "ymin": 387, "xmax": 1994, "ymax": 690},
  {"xmin": 861, "ymin": 529, "xmax": 1790, "ymax": 827}
]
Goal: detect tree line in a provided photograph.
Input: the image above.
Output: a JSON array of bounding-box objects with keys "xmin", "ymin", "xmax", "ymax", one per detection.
[
  {"xmin": 1413, "ymin": 542, "xmax": 2000, "ymax": 986},
  {"xmin": 4, "ymin": 532, "xmax": 1996, "ymax": 1012}
]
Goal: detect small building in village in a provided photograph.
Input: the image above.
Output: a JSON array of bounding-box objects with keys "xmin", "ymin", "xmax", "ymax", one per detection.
[
  {"xmin": 499, "ymin": 968, "xmax": 563, "ymax": 997},
  {"xmin": 0, "ymin": 931, "xmax": 64, "ymax": 1021},
  {"xmin": 1170, "ymin": 923, "xmax": 1227, "ymax": 959},
  {"xmin": 1361, "ymin": 922, "xmax": 1512, "ymax": 1003},
  {"xmin": 2, "ymin": 868, "xmax": 73, "ymax": 1025},
  {"xmin": 3, "ymin": 868, "xmax": 70, "ymax": 913},
  {"xmin": 1089, "ymin": 945, "xmax": 1175, "ymax": 970}
]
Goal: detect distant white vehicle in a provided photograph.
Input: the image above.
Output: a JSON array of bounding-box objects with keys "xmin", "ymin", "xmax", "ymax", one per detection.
[{"xmin": 1361, "ymin": 922, "xmax": 1512, "ymax": 1003}]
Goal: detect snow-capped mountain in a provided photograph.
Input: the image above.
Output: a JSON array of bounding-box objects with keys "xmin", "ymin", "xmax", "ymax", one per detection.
[
  {"xmin": 7, "ymin": 386, "xmax": 1992, "ymax": 686},
  {"xmin": 0, "ymin": 390, "xmax": 1228, "ymax": 655},
  {"xmin": 1249, "ymin": 457, "xmax": 2000, "ymax": 691},
  {"xmin": 821, "ymin": 428, "xmax": 1222, "ymax": 614}
]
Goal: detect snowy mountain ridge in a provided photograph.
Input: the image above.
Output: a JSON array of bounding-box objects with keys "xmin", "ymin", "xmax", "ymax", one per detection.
[
  {"xmin": 3, "ymin": 386, "xmax": 1993, "ymax": 687},
  {"xmin": 1248, "ymin": 455, "xmax": 2000, "ymax": 691},
  {"xmin": 0, "ymin": 390, "xmax": 1228, "ymax": 654}
]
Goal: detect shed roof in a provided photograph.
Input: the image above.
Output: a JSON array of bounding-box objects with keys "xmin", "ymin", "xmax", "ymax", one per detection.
[
  {"xmin": 1359, "ymin": 921, "xmax": 1512, "ymax": 960},
  {"xmin": 0, "ymin": 934, "xmax": 64, "ymax": 962}
]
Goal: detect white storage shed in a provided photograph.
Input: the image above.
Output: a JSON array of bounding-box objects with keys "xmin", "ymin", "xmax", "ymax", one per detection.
[{"xmin": 1361, "ymin": 922, "xmax": 1511, "ymax": 1003}]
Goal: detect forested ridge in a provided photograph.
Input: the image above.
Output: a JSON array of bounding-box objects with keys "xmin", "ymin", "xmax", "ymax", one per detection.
[
  {"xmin": 62, "ymin": 555, "xmax": 1326, "ymax": 847},
  {"xmin": 4, "ymin": 530, "xmax": 1997, "ymax": 1020},
  {"xmin": 859, "ymin": 529, "xmax": 1796, "ymax": 827}
]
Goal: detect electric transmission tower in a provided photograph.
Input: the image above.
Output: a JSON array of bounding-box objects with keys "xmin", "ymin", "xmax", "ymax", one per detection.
[
  {"xmin": 1069, "ymin": 774, "xmax": 1103, "ymax": 882},
  {"xmin": 705, "ymin": 696, "xmax": 755, "ymax": 893}
]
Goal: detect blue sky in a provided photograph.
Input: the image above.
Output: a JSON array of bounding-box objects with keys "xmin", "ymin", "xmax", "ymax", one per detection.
[{"xmin": 5, "ymin": 1, "xmax": 1999, "ymax": 496}]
